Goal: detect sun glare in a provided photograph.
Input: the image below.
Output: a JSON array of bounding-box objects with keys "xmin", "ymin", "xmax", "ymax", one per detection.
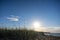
[
  {"xmin": 33, "ymin": 21, "xmax": 42, "ymax": 31},
  {"xmin": 33, "ymin": 22, "xmax": 40, "ymax": 27}
]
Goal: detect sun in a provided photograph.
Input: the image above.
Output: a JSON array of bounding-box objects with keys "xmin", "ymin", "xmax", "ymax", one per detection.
[
  {"xmin": 33, "ymin": 21, "xmax": 42, "ymax": 31},
  {"xmin": 33, "ymin": 22, "xmax": 40, "ymax": 27}
]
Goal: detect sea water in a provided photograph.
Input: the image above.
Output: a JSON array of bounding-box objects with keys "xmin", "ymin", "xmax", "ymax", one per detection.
[
  {"xmin": 44, "ymin": 33, "xmax": 60, "ymax": 37},
  {"xmin": 50, "ymin": 33, "xmax": 60, "ymax": 37}
]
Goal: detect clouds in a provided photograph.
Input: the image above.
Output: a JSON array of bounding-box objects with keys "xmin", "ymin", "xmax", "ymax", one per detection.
[
  {"xmin": 6, "ymin": 15, "xmax": 19, "ymax": 22},
  {"xmin": 48, "ymin": 27, "xmax": 60, "ymax": 33},
  {"xmin": 33, "ymin": 26, "xmax": 60, "ymax": 33},
  {"xmin": 42, "ymin": 27, "xmax": 60, "ymax": 33}
]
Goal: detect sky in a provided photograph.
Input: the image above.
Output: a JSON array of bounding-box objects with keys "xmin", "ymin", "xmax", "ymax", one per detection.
[{"xmin": 0, "ymin": 0, "xmax": 60, "ymax": 33}]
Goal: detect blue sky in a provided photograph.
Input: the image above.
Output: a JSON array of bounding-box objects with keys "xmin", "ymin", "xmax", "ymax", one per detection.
[{"xmin": 0, "ymin": 0, "xmax": 60, "ymax": 32}]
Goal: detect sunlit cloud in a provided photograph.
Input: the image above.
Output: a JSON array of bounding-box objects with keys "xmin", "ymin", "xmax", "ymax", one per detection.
[
  {"xmin": 47, "ymin": 27, "xmax": 60, "ymax": 33},
  {"xmin": 41, "ymin": 27, "xmax": 60, "ymax": 33},
  {"xmin": 6, "ymin": 15, "xmax": 19, "ymax": 21}
]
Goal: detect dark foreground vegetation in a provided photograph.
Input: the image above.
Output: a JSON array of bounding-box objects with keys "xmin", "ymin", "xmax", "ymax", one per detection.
[{"xmin": 0, "ymin": 28, "xmax": 60, "ymax": 40}]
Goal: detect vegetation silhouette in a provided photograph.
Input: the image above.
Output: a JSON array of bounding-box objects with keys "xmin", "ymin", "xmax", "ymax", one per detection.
[{"xmin": 0, "ymin": 27, "xmax": 60, "ymax": 40}]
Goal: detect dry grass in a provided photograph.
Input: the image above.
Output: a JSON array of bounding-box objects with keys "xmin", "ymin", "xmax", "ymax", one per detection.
[{"xmin": 0, "ymin": 28, "xmax": 60, "ymax": 40}]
